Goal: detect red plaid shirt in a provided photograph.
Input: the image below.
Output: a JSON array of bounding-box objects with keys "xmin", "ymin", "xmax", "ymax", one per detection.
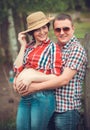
[{"xmin": 14, "ymin": 38, "xmax": 62, "ymax": 76}]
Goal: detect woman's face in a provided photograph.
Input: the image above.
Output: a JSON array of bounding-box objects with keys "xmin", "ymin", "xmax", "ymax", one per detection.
[{"xmin": 33, "ymin": 25, "xmax": 49, "ymax": 42}]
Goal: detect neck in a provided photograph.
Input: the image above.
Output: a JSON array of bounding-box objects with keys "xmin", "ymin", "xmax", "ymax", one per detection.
[
  {"xmin": 58, "ymin": 41, "xmax": 66, "ymax": 46},
  {"xmin": 34, "ymin": 40, "xmax": 42, "ymax": 47}
]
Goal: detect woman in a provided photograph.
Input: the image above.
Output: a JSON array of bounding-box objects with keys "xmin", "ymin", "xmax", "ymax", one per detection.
[{"xmin": 13, "ymin": 11, "xmax": 62, "ymax": 130}]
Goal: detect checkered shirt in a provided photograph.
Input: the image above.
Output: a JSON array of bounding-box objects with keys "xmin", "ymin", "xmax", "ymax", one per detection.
[{"xmin": 55, "ymin": 36, "xmax": 87, "ymax": 112}]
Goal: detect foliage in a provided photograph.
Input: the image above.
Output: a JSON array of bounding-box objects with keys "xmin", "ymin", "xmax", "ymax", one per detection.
[
  {"xmin": 0, "ymin": 0, "xmax": 89, "ymax": 23},
  {"xmin": 0, "ymin": 0, "xmax": 90, "ymax": 63},
  {"xmin": 85, "ymin": 0, "xmax": 90, "ymax": 9}
]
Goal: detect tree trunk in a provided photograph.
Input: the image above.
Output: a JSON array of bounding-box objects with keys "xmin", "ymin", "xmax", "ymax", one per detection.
[
  {"xmin": 8, "ymin": 9, "xmax": 18, "ymax": 63},
  {"xmin": 84, "ymin": 33, "xmax": 90, "ymax": 130}
]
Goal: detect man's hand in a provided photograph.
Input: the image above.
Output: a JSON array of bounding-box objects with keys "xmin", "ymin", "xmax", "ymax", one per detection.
[
  {"xmin": 14, "ymin": 69, "xmax": 33, "ymax": 92},
  {"xmin": 13, "ymin": 76, "xmax": 18, "ymax": 92},
  {"xmin": 17, "ymin": 82, "xmax": 39, "ymax": 96}
]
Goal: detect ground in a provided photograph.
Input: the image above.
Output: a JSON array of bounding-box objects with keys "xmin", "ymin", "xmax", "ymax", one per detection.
[{"xmin": 0, "ymin": 63, "xmax": 20, "ymax": 122}]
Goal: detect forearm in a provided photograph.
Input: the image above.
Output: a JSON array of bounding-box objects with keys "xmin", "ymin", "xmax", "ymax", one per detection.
[
  {"xmin": 29, "ymin": 67, "xmax": 77, "ymax": 92},
  {"xmin": 14, "ymin": 45, "xmax": 25, "ymax": 68},
  {"xmin": 23, "ymin": 68, "xmax": 56, "ymax": 82},
  {"xmin": 33, "ymin": 74, "xmax": 56, "ymax": 82},
  {"xmin": 19, "ymin": 75, "xmax": 66, "ymax": 96},
  {"xmin": 14, "ymin": 32, "xmax": 27, "ymax": 68},
  {"xmin": 30, "ymin": 74, "xmax": 66, "ymax": 91},
  {"xmin": 14, "ymin": 68, "xmax": 56, "ymax": 94}
]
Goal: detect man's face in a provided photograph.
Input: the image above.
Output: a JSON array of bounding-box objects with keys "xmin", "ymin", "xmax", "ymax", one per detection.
[{"xmin": 54, "ymin": 19, "xmax": 74, "ymax": 45}]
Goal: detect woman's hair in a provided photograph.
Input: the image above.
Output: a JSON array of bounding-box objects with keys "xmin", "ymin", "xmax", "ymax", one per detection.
[{"xmin": 27, "ymin": 23, "xmax": 50, "ymax": 40}]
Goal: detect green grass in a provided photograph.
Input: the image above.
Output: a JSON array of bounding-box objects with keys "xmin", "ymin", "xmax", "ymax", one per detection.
[{"xmin": 74, "ymin": 21, "xmax": 90, "ymax": 38}]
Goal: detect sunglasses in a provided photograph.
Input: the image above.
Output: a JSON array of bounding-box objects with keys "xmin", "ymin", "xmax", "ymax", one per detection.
[{"xmin": 54, "ymin": 27, "xmax": 70, "ymax": 33}]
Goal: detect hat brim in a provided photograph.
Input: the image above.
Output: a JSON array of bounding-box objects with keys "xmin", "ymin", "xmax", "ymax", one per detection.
[{"xmin": 22, "ymin": 17, "xmax": 54, "ymax": 33}]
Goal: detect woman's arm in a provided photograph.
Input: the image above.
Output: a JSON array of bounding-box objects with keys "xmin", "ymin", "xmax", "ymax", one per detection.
[{"xmin": 14, "ymin": 32, "xmax": 27, "ymax": 68}]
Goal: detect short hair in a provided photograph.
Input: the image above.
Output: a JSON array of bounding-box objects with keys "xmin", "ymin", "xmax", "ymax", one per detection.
[{"xmin": 53, "ymin": 13, "xmax": 73, "ymax": 28}]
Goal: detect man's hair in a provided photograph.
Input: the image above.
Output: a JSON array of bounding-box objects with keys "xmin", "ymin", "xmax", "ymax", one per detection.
[{"xmin": 53, "ymin": 13, "xmax": 73, "ymax": 28}]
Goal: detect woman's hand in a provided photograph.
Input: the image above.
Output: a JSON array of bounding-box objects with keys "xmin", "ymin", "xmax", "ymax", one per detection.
[{"xmin": 18, "ymin": 32, "xmax": 27, "ymax": 47}]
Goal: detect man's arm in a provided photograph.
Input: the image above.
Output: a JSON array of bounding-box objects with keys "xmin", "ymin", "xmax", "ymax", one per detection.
[
  {"xmin": 19, "ymin": 67, "xmax": 77, "ymax": 96},
  {"xmin": 13, "ymin": 68, "xmax": 56, "ymax": 92}
]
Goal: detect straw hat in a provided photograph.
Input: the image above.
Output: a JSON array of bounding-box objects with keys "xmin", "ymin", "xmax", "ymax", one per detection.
[{"xmin": 23, "ymin": 11, "xmax": 54, "ymax": 33}]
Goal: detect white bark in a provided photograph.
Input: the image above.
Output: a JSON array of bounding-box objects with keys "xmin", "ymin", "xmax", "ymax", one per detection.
[{"xmin": 8, "ymin": 9, "xmax": 18, "ymax": 63}]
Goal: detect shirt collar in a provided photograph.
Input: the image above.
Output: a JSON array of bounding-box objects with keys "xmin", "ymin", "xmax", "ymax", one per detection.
[
  {"xmin": 43, "ymin": 38, "xmax": 50, "ymax": 44},
  {"xmin": 26, "ymin": 38, "xmax": 50, "ymax": 48}
]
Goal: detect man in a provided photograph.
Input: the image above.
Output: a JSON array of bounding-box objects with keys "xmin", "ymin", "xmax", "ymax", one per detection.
[{"xmin": 15, "ymin": 13, "xmax": 87, "ymax": 130}]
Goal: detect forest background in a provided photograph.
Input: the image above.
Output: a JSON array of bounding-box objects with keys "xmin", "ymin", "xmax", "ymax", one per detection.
[
  {"xmin": 0, "ymin": 0, "xmax": 90, "ymax": 129},
  {"xmin": 0, "ymin": 0, "xmax": 90, "ymax": 65}
]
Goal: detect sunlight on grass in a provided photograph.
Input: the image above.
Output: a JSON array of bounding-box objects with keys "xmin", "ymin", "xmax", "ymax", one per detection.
[{"xmin": 75, "ymin": 21, "xmax": 90, "ymax": 38}]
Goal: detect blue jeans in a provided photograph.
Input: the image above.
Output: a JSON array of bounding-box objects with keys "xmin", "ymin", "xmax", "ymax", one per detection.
[
  {"xmin": 16, "ymin": 91, "xmax": 55, "ymax": 130},
  {"xmin": 48, "ymin": 110, "xmax": 80, "ymax": 130}
]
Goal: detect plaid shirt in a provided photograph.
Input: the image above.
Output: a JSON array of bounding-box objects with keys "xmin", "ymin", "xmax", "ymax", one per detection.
[
  {"xmin": 15, "ymin": 38, "xmax": 62, "ymax": 76},
  {"xmin": 55, "ymin": 36, "xmax": 87, "ymax": 112}
]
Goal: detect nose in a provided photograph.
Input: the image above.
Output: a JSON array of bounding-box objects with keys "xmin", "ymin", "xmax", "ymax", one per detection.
[
  {"xmin": 60, "ymin": 29, "xmax": 64, "ymax": 34},
  {"xmin": 39, "ymin": 28, "xmax": 44, "ymax": 34}
]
